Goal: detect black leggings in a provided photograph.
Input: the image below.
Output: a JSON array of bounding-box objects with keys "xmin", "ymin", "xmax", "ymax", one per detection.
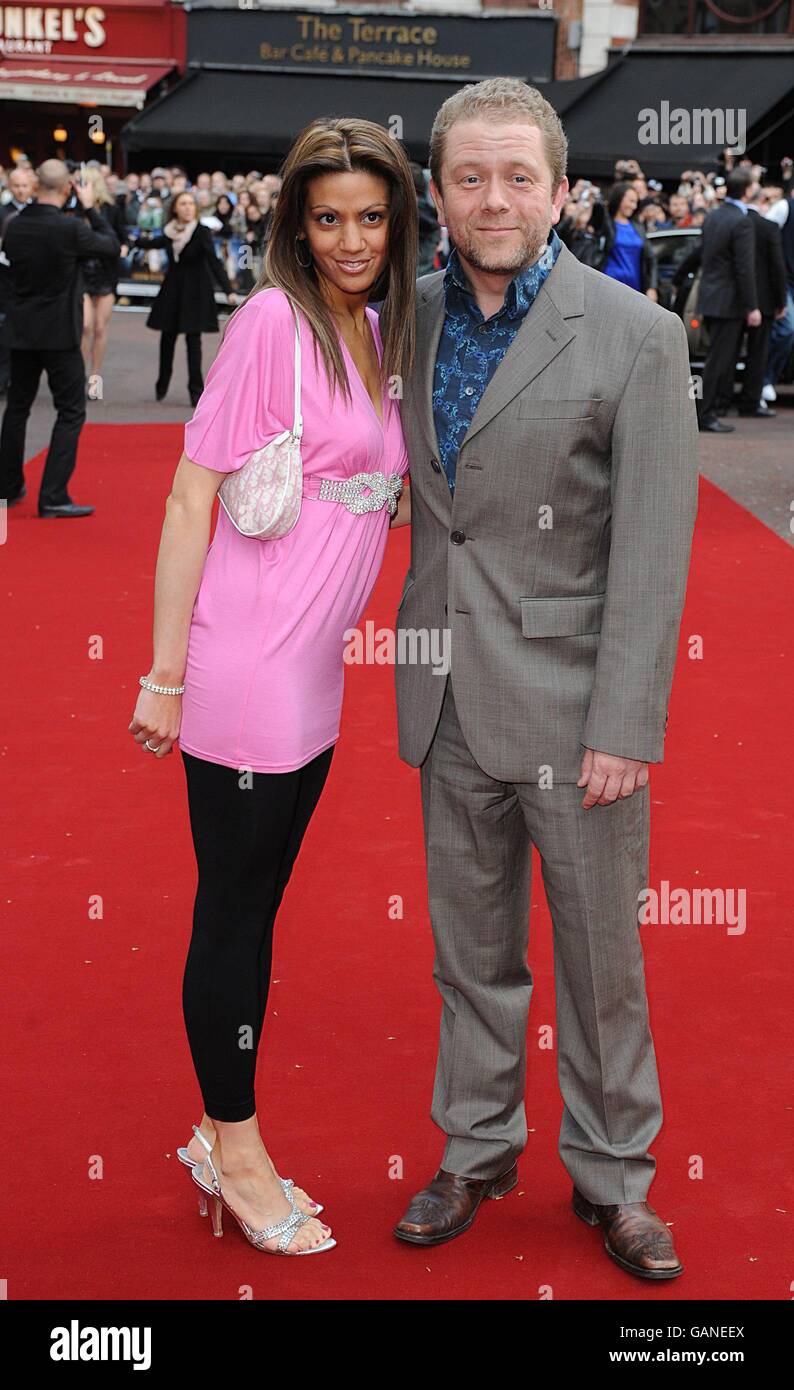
[
  {"xmin": 157, "ymin": 331, "xmax": 203, "ymax": 398},
  {"xmin": 180, "ymin": 744, "xmax": 334, "ymax": 1121}
]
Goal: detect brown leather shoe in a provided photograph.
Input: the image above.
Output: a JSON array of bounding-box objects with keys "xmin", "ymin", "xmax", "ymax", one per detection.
[
  {"xmin": 572, "ymin": 1186, "xmax": 683, "ymax": 1279},
  {"xmin": 394, "ymin": 1163, "xmax": 518, "ymax": 1246}
]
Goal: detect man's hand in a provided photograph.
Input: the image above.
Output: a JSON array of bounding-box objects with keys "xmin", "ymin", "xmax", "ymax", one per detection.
[
  {"xmin": 577, "ymin": 748, "xmax": 649, "ymax": 809},
  {"xmin": 74, "ymin": 179, "xmax": 96, "ymax": 211},
  {"xmin": 746, "ymin": 308, "xmax": 762, "ymax": 328}
]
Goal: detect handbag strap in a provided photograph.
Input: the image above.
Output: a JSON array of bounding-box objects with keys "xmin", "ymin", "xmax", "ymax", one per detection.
[
  {"xmin": 284, "ymin": 292, "xmax": 303, "ymax": 440},
  {"xmin": 261, "ymin": 285, "xmax": 302, "ymax": 440}
]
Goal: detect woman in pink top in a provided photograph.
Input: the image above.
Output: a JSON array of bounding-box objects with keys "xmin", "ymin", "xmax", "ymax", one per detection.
[{"xmin": 128, "ymin": 118, "xmax": 417, "ymax": 1256}]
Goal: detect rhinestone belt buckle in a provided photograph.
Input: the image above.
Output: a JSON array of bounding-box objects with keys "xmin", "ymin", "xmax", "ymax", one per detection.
[{"xmin": 325, "ymin": 471, "xmax": 403, "ymax": 517}]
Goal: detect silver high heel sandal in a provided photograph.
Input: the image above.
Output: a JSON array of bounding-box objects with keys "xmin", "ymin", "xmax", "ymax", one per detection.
[
  {"xmin": 189, "ymin": 1126, "xmax": 336, "ymax": 1256},
  {"xmin": 177, "ymin": 1137, "xmax": 323, "ymax": 1215}
]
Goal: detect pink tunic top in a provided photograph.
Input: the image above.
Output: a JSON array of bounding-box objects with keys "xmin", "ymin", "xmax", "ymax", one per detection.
[{"xmin": 178, "ymin": 287, "xmax": 408, "ymax": 772}]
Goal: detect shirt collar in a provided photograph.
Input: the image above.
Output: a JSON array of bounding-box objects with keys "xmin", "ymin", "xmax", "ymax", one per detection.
[
  {"xmin": 443, "ymin": 226, "xmax": 562, "ymax": 322},
  {"xmin": 724, "ymin": 197, "xmax": 748, "ymax": 215}
]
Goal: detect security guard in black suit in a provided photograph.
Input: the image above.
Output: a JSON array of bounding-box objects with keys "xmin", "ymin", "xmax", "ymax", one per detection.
[
  {"xmin": 0, "ymin": 159, "xmax": 119, "ymax": 517},
  {"xmin": 696, "ymin": 169, "xmax": 760, "ymax": 434},
  {"xmin": 735, "ymin": 194, "xmax": 788, "ymax": 416}
]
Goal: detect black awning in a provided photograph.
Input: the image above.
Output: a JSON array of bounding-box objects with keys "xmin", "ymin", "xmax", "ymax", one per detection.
[
  {"xmin": 121, "ymin": 66, "xmax": 475, "ymax": 164},
  {"xmin": 557, "ymin": 48, "xmax": 794, "ymax": 179},
  {"xmin": 122, "ymin": 48, "xmax": 794, "ymax": 179}
]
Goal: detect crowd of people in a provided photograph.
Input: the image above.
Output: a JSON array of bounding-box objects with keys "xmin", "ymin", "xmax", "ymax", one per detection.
[
  {"xmin": 0, "ymin": 158, "xmax": 442, "ymax": 395},
  {"xmin": 555, "ymin": 152, "xmax": 794, "ymax": 426},
  {"xmin": 0, "ymin": 144, "xmax": 792, "ymax": 516}
]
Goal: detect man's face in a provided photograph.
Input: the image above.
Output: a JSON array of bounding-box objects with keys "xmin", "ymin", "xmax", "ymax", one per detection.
[
  {"xmin": 9, "ymin": 169, "xmax": 33, "ymax": 202},
  {"xmin": 429, "ymin": 118, "xmax": 569, "ymax": 276}
]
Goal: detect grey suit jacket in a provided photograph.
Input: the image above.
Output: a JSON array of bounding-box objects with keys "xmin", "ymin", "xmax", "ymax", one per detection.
[{"xmin": 394, "ymin": 241, "xmax": 699, "ymax": 783}]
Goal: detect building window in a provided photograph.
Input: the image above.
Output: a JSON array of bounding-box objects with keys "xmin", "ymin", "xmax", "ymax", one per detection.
[{"xmin": 640, "ymin": 0, "xmax": 792, "ymax": 34}]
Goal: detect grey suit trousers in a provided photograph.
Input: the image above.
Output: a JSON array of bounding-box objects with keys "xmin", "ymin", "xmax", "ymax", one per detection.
[{"xmin": 419, "ymin": 672, "xmax": 663, "ymax": 1205}]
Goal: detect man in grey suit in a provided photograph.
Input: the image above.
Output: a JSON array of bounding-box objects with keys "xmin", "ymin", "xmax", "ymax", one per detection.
[{"xmin": 392, "ymin": 79, "xmax": 699, "ymax": 1280}]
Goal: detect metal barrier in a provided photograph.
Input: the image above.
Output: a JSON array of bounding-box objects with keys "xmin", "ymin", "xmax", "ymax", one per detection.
[{"xmin": 113, "ymin": 281, "xmax": 235, "ymax": 313}]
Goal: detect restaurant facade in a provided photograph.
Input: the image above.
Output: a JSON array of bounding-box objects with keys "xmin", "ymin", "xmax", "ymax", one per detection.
[{"xmin": 0, "ymin": 0, "xmax": 186, "ymax": 166}]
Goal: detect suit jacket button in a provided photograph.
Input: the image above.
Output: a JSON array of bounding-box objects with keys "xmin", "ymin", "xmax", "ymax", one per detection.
[
  {"xmin": 444, "ymin": 604, "xmax": 448, "ymax": 615},
  {"xmin": 450, "ymin": 530, "xmax": 466, "ymax": 545},
  {"xmin": 430, "ymin": 457, "xmax": 442, "ymax": 473}
]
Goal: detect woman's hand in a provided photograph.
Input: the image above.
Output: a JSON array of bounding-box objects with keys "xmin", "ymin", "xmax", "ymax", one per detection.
[
  {"xmin": 128, "ymin": 684, "xmax": 182, "ymax": 760},
  {"xmin": 129, "ymin": 451, "xmax": 223, "ymax": 763},
  {"xmin": 645, "ymin": 287, "xmax": 658, "ymax": 303}
]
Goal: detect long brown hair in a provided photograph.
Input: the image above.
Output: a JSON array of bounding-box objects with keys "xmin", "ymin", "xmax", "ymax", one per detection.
[{"xmin": 232, "ymin": 118, "xmax": 418, "ymax": 408}]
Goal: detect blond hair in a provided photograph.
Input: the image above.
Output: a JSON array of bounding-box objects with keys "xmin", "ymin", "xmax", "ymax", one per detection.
[
  {"xmin": 84, "ymin": 165, "xmax": 113, "ymax": 208},
  {"xmin": 429, "ymin": 77, "xmax": 568, "ymax": 195}
]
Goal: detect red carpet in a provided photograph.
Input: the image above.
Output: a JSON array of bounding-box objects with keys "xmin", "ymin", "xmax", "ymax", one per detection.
[{"xmin": 3, "ymin": 423, "xmax": 792, "ymax": 1300}]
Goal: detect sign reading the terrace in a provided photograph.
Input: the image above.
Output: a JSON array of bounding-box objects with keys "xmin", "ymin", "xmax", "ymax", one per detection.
[{"xmin": 187, "ymin": 6, "xmax": 557, "ymax": 82}]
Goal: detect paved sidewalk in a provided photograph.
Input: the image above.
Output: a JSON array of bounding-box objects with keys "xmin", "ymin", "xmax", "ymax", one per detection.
[{"xmin": 7, "ymin": 306, "xmax": 794, "ymax": 546}]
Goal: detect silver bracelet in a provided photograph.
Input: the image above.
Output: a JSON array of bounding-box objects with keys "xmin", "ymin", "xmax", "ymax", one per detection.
[{"xmin": 139, "ymin": 674, "xmax": 185, "ymax": 696}]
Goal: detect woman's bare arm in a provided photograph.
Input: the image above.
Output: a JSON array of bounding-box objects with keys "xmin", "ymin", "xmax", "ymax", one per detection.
[{"xmin": 128, "ymin": 452, "xmax": 224, "ymax": 759}]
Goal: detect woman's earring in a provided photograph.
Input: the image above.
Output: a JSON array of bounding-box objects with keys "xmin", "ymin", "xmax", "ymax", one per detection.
[{"xmin": 295, "ymin": 235, "xmax": 313, "ymax": 268}]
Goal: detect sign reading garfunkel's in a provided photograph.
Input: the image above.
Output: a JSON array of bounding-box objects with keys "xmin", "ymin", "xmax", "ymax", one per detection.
[
  {"xmin": 186, "ymin": 4, "xmax": 557, "ymax": 83},
  {"xmin": 0, "ymin": 3, "xmax": 183, "ymax": 62}
]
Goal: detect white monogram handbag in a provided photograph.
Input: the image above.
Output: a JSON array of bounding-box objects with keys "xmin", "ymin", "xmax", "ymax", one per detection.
[{"xmin": 217, "ymin": 288, "xmax": 303, "ymax": 539}]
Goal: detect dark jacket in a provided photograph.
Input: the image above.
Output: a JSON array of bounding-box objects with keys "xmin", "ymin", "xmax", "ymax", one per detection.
[
  {"xmin": 0, "ymin": 201, "xmax": 120, "ymax": 350},
  {"xmin": 747, "ymin": 208, "xmax": 787, "ymax": 316},
  {"xmin": 140, "ymin": 222, "xmax": 232, "ymax": 334},
  {"xmin": 779, "ymin": 195, "xmax": 794, "ymax": 291},
  {"xmin": 0, "ymin": 197, "xmax": 33, "ymax": 306},
  {"xmin": 698, "ymin": 201, "xmax": 757, "ymax": 318},
  {"xmin": 80, "ymin": 199, "xmax": 127, "ymax": 295},
  {"xmin": 673, "ymin": 209, "xmax": 786, "ymax": 318}
]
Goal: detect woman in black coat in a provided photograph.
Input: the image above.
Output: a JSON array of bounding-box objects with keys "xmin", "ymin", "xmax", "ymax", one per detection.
[{"xmin": 138, "ymin": 191, "xmax": 239, "ymax": 407}]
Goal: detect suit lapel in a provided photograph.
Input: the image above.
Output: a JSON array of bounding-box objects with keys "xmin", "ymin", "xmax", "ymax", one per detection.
[{"xmin": 412, "ymin": 273, "xmax": 446, "ymax": 462}]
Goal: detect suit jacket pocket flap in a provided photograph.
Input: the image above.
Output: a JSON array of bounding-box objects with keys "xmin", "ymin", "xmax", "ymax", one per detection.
[
  {"xmin": 517, "ymin": 397, "xmax": 603, "ymax": 419},
  {"xmin": 520, "ymin": 593, "xmax": 605, "ymax": 638}
]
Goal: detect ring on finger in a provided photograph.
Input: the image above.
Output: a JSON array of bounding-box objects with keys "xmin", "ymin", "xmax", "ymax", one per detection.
[{"xmin": 144, "ymin": 738, "xmax": 161, "ymax": 752}]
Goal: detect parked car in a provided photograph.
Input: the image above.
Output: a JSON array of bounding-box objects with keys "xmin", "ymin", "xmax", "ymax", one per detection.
[{"xmin": 645, "ymin": 225, "xmax": 794, "ymax": 386}]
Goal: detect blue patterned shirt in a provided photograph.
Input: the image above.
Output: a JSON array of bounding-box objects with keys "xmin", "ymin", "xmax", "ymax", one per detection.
[{"xmin": 432, "ymin": 228, "xmax": 563, "ymax": 493}]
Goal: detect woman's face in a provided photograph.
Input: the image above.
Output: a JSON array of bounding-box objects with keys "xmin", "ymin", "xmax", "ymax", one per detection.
[
  {"xmin": 217, "ymin": 196, "xmax": 231, "ymax": 215},
  {"xmin": 174, "ymin": 193, "xmax": 196, "ymax": 223},
  {"xmin": 619, "ymin": 187, "xmax": 638, "ymax": 218},
  {"xmin": 238, "ymin": 190, "xmax": 251, "ymax": 209},
  {"xmin": 300, "ymin": 168, "xmax": 391, "ymax": 300}
]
